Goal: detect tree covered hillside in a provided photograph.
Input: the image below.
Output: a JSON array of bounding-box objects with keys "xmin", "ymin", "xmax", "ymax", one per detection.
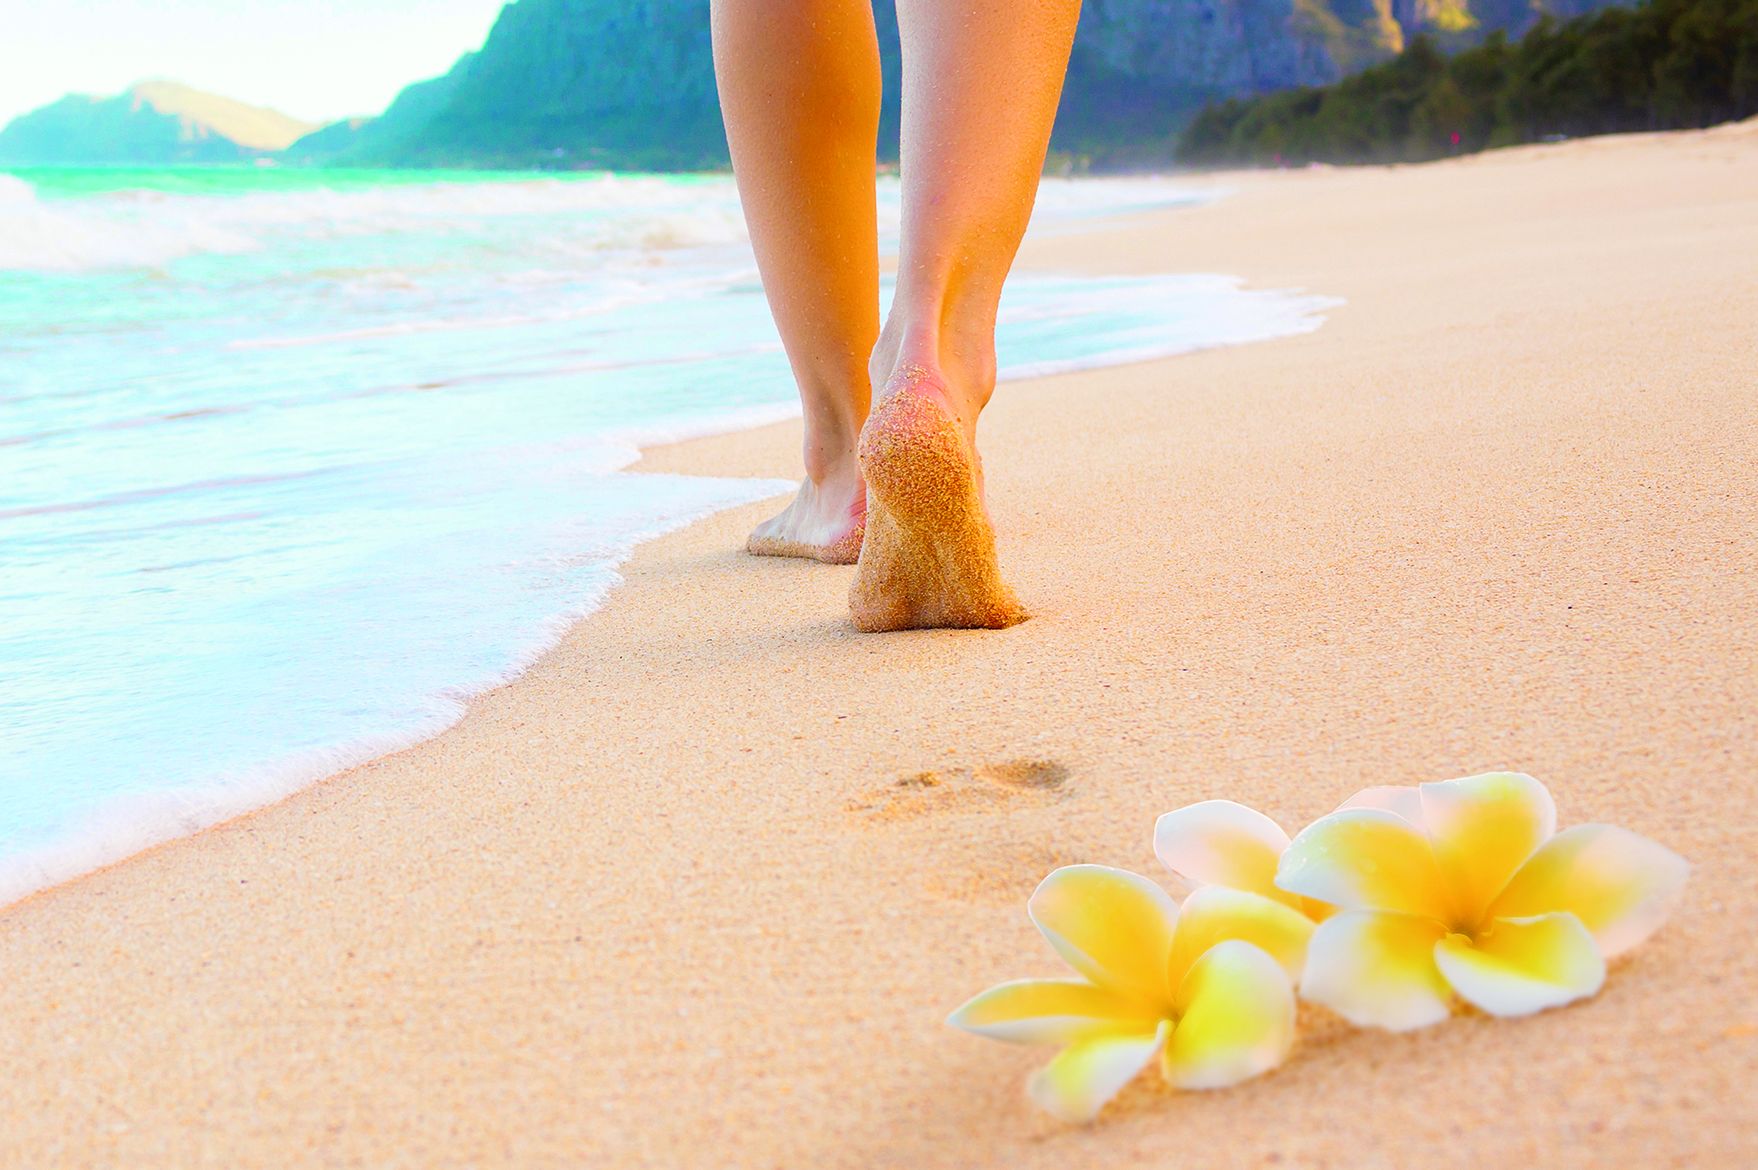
[
  {"xmin": 293, "ymin": 0, "xmax": 1635, "ymax": 170},
  {"xmin": 1179, "ymin": 0, "xmax": 1758, "ymax": 165}
]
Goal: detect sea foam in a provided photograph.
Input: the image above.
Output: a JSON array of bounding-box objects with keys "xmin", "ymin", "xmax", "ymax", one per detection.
[{"xmin": 0, "ymin": 169, "xmax": 1212, "ymax": 275}]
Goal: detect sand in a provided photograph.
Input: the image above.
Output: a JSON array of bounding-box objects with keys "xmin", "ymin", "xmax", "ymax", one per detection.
[{"xmin": 3, "ymin": 124, "xmax": 1755, "ymax": 1168}]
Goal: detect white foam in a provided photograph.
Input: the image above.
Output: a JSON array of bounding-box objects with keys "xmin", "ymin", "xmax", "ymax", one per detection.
[
  {"xmin": 998, "ymin": 276, "xmax": 1341, "ymax": 379},
  {"xmin": 0, "ymin": 506, "xmax": 792, "ymax": 909},
  {"xmin": 0, "ymin": 174, "xmax": 263, "ymax": 271},
  {"xmin": 0, "ymin": 173, "xmax": 758, "ymax": 274},
  {"xmin": 0, "ymin": 463, "xmax": 796, "ymax": 911},
  {"xmin": 0, "ymin": 171, "xmax": 1218, "ymax": 275},
  {"xmin": 0, "ymin": 723, "xmax": 457, "ymax": 908}
]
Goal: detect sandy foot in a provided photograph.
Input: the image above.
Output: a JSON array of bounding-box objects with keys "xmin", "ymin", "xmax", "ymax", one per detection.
[
  {"xmin": 848, "ymin": 369, "xmax": 1027, "ymax": 632},
  {"xmin": 746, "ymin": 475, "xmax": 866, "ymax": 564}
]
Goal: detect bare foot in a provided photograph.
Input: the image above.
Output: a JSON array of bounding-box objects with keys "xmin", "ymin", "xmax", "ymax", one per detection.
[
  {"xmin": 848, "ymin": 367, "xmax": 1027, "ymax": 631},
  {"xmin": 746, "ymin": 464, "xmax": 866, "ymax": 565}
]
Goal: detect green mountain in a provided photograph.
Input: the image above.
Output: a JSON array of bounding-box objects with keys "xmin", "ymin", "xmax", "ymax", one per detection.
[
  {"xmin": 293, "ymin": 0, "xmax": 1639, "ymax": 169},
  {"xmin": 340, "ymin": 2, "xmax": 735, "ymax": 169},
  {"xmin": 282, "ymin": 52, "xmax": 478, "ymax": 164},
  {"xmin": 1178, "ymin": 0, "xmax": 1758, "ymax": 165},
  {"xmin": 0, "ymin": 81, "xmax": 313, "ymax": 165}
]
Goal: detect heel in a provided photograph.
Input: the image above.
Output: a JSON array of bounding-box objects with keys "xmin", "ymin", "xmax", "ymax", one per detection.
[{"xmin": 858, "ymin": 387, "xmax": 978, "ymax": 530}]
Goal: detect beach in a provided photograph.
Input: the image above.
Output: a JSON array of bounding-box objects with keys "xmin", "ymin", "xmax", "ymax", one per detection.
[
  {"xmin": 0, "ymin": 170, "xmax": 1319, "ymax": 897},
  {"xmin": 2, "ymin": 119, "xmax": 1754, "ymax": 1167}
]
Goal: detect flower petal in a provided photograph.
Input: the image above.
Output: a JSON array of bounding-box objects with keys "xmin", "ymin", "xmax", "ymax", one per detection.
[
  {"xmin": 1434, "ymin": 912, "xmax": 1605, "ymax": 1017},
  {"xmin": 1166, "ymin": 886, "xmax": 1313, "ymax": 991},
  {"xmin": 1337, "ymin": 785, "xmax": 1426, "ymax": 827},
  {"xmin": 1162, "ymin": 940, "xmax": 1296, "ymax": 1090},
  {"xmin": 1153, "ymin": 800, "xmax": 1294, "ymax": 904},
  {"xmin": 1419, "ymin": 772, "xmax": 1556, "ymax": 927},
  {"xmin": 1275, "ymin": 808, "xmax": 1449, "ymax": 918},
  {"xmin": 1299, "ymin": 910, "xmax": 1453, "ymax": 1031},
  {"xmin": 1027, "ymin": 865, "xmax": 1180, "ymax": 1004},
  {"xmin": 1490, "ymin": 824, "xmax": 1689, "ymax": 958},
  {"xmin": 1026, "ymin": 1023, "xmax": 1168, "ymax": 1124},
  {"xmin": 948, "ymin": 979, "xmax": 1160, "ymax": 1046}
]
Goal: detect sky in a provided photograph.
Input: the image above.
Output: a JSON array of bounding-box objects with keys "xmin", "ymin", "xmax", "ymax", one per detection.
[{"xmin": 0, "ymin": 1, "xmax": 510, "ymax": 128}]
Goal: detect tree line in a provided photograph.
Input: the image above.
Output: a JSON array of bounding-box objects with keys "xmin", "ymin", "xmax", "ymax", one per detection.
[{"xmin": 1177, "ymin": 0, "xmax": 1758, "ymax": 166}]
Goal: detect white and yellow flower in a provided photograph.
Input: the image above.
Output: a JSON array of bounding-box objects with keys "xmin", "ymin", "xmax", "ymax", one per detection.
[
  {"xmin": 948, "ymin": 864, "xmax": 1312, "ymax": 1123},
  {"xmin": 1153, "ymin": 799, "xmax": 1329, "ymax": 921},
  {"xmin": 1276, "ymin": 771, "xmax": 1689, "ymax": 1030}
]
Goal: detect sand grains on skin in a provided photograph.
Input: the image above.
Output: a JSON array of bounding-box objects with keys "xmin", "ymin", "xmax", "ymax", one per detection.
[
  {"xmin": 746, "ymin": 523, "xmax": 865, "ymax": 565},
  {"xmin": 745, "ymin": 475, "xmax": 868, "ymax": 564},
  {"xmin": 850, "ymin": 369, "xmax": 1028, "ymax": 632}
]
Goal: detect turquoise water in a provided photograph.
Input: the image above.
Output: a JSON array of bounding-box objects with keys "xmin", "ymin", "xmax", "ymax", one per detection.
[{"xmin": 0, "ymin": 165, "xmax": 1335, "ymax": 904}]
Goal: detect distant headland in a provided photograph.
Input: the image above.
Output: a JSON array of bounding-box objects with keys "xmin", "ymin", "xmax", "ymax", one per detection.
[{"xmin": 0, "ymin": 81, "xmax": 314, "ymax": 165}]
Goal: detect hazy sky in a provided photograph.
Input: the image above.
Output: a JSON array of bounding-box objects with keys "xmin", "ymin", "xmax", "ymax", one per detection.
[{"xmin": 0, "ymin": 1, "xmax": 510, "ymax": 127}]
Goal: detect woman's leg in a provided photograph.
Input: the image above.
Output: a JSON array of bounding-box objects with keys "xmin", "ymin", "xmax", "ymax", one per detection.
[
  {"xmin": 710, "ymin": 0, "xmax": 882, "ymax": 564},
  {"xmin": 850, "ymin": 0, "xmax": 1081, "ymax": 630}
]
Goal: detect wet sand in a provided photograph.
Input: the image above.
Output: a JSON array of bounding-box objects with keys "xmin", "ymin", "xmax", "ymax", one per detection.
[{"xmin": 2, "ymin": 123, "xmax": 1755, "ymax": 1167}]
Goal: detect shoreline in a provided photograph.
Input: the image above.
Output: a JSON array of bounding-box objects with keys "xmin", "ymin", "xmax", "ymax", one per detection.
[
  {"xmin": 1, "ymin": 240, "xmax": 1332, "ymax": 912},
  {"xmin": 2, "ymin": 124, "xmax": 1754, "ymax": 1166},
  {"xmin": 0, "ymin": 399, "xmax": 805, "ymax": 912}
]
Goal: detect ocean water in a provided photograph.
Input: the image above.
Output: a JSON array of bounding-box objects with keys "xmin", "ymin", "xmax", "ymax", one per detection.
[{"xmin": 0, "ymin": 166, "xmax": 1335, "ymax": 905}]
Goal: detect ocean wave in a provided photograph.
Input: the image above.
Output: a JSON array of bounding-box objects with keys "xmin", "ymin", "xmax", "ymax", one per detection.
[
  {"xmin": 0, "ymin": 171, "xmax": 1217, "ymax": 275},
  {"xmin": 0, "ymin": 173, "xmax": 263, "ymax": 271},
  {"xmin": 0, "ymin": 172, "xmax": 753, "ymax": 273}
]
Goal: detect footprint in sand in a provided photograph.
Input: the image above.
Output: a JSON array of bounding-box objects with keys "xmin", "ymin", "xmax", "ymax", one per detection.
[{"xmin": 847, "ymin": 758, "xmax": 1070, "ymax": 823}]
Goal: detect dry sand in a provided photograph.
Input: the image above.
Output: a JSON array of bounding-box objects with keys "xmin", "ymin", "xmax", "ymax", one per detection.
[{"xmin": 3, "ymin": 124, "xmax": 1755, "ymax": 1168}]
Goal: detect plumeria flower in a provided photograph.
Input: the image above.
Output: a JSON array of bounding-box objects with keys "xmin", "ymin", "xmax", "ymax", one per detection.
[
  {"xmin": 1276, "ymin": 771, "xmax": 1689, "ymax": 1030},
  {"xmin": 948, "ymin": 864, "xmax": 1312, "ymax": 1123},
  {"xmin": 1153, "ymin": 799, "xmax": 1330, "ymax": 921}
]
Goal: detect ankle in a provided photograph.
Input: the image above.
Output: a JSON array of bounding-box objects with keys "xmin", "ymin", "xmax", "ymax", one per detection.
[
  {"xmin": 804, "ymin": 435, "xmax": 862, "ymax": 486},
  {"xmin": 871, "ymin": 313, "xmax": 997, "ymax": 437},
  {"xmin": 799, "ymin": 388, "xmax": 867, "ymax": 488}
]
